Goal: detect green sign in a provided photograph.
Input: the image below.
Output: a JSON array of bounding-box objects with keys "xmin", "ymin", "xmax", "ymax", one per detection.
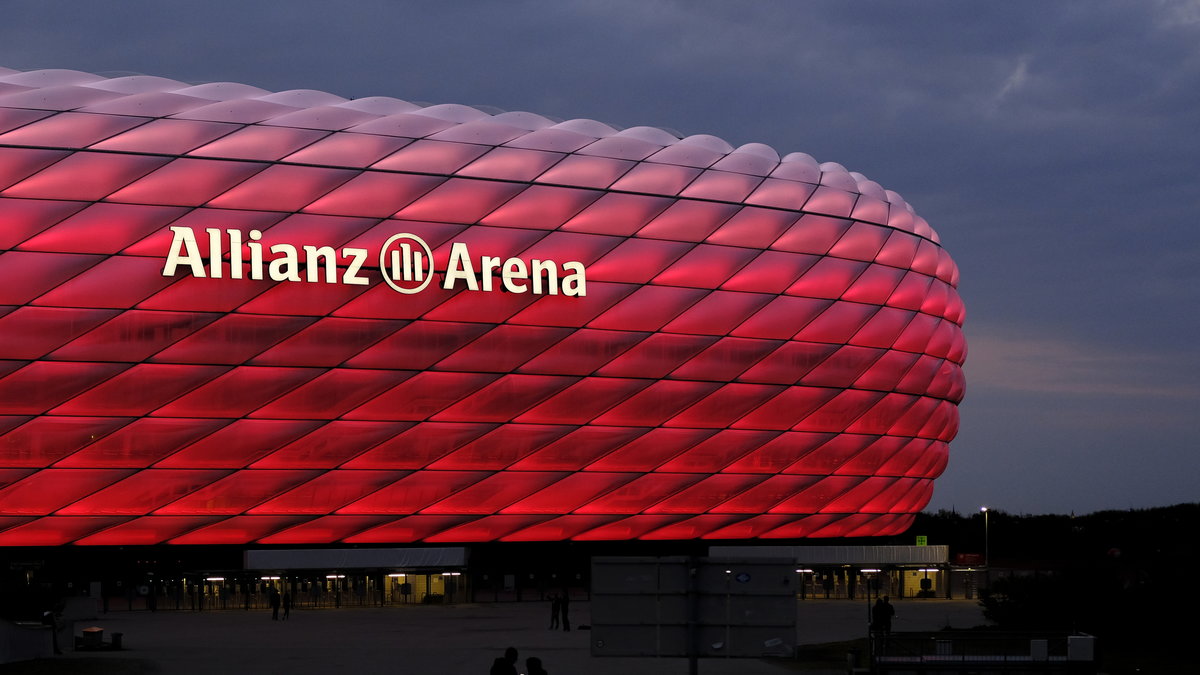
[{"xmin": 915, "ymin": 535, "xmax": 928, "ymax": 546}]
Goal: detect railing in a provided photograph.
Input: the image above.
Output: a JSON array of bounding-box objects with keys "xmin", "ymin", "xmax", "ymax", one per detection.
[{"xmin": 873, "ymin": 631, "xmax": 1096, "ymax": 673}]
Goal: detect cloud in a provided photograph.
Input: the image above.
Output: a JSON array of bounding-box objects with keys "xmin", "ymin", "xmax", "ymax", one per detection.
[{"xmin": 965, "ymin": 324, "xmax": 1200, "ymax": 398}]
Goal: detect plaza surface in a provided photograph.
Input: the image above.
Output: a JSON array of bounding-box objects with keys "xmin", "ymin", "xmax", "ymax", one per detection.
[{"xmin": 19, "ymin": 599, "xmax": 988, "ymax": 674}]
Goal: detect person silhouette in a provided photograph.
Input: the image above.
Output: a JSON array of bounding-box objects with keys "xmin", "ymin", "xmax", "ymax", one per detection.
[
  {"xmin": 549, "ymin": 594, "xmax": 560, "ymax": 629},
  {"xmin": 526, "ymin": 656, "xmax": 548, "ymax": 675},
  {"xmin": 490, "ymin": 646, "xmax": 518, "ymax": 675}
]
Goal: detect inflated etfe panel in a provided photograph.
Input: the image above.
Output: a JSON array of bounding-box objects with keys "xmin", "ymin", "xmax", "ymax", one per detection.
[{"xmin": 0, "ymin": 67, "xmax": 965, "ymax": 545}]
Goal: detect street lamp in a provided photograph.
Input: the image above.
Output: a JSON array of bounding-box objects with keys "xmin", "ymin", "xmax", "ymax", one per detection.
[{"xmin": 980, "ymin": 507, "xmax": 990, "ymax": 568}]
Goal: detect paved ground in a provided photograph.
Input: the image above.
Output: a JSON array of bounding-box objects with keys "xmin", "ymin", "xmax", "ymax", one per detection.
[{"xmin": 14, "ymin": 598, "xmax": 988, "ymax": 674}]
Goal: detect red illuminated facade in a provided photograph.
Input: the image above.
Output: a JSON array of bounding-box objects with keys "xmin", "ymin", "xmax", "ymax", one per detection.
[{"xmin": 0, "ymin": 67, "xmax": 965, "ymax": 546}]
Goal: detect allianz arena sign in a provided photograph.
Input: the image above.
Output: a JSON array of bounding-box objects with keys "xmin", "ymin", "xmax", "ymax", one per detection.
[
  {"xmin": 163, "ymin": 227, "xmax": 589, "ymax": 296},
  {"xmin": 0, "ymin": 66, "xmax": 964, "ymax": 546}
]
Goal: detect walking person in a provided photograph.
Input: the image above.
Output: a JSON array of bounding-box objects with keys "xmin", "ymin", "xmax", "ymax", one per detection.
[
  {"xmin": 549, "ymin": 593, "xmax": 560, "ymax": 629},
  {"xmin": 269, "ymin": 587, "xmax": 281, "ymax": 620},
  {"xmin": 282, "ymin": 590, "xmax": 291, "ymax": 620},
  {"xmin": 560, "ymin": 591, "xmax": 570, "ymax": 632}
]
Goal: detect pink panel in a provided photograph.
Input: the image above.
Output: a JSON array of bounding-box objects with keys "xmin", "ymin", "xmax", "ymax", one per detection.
[
  {"xmin": 638, "ymin": 200, "xmax": 739, "ymax": 241},
  {"xmin": 665, "ymin": 384, "xmax": 784, "ymax": 428},
  {"xmin": 847, "ymin": 308, "xmax": 916, "ymax": 349},
  {"xmin": 0, "ymin": 361, "xmax": 127, "ymax": 415},
  {"xmin": 534, "ymin": 155, "xmax": 632, "ymax": 188},
  {"xmin": 91, "ymin": 119, "xmax": 240, "ymax": 154},
  {"xmin": 701, "ymin": 515, "xmax": 805, "ymax": 539},
  {"xmin": 55, "ymin": 469, "xmax": 229, "ymax": 515},
  {"xmin": 345, "ymin": 321, "xmax": 491, "ymax": 370},
  {"xmin": 0, "ymin": 198, "xmax": 87, "ymax": 249},
  {"xmin": 644, "ymin": 474, "xmax": 768, "ymax": 514},
  {"xmin": 654, "ymin": 246, "xmax": 758, "ymax": 289},
  {"xmin": 679, "ymin": 170, "xmax": 762, "ymax": 202},
  {"xmin": 744, "ymin": 178, "xmax": 817, "ymax": 210},
  {"xmin": 341, "ymin": 422, "xmax": 496, "ymax": 469},
  {"xmin": 572, "ymin": 515, "xmax": 688, "ymax": 541},
  {"xmin": 420, "ymin": 286, "xmax": 540, "ymax": 324},
  {"xmin": 152, "ymin": 366, "xmax": 320, "ymax": 418},
  {"xmin": 423, "ymin": 515, "xmax": 554, "ymax": 543},
  {"xmin": 49, "ymin": 310, "xmax": 218, "ymax": 362},
  {"xmin": 506, "ymin": 128, "xmax": 595, "ymax": 153},
  {"xmin": 611, "ymin": 163, "xmax": 701, "ymax": 195},
  {"xmin": 342, "ymin": 516, "xmax": 472, "ymax": 543},
  {"xmin": 2, "ymin": 152, "xmax": 168, "ymax": 201},
  {"xmin": 205, "ymin": 165, "xmax": 357, "ymax": 211},
  {"xmin": 74, "ymin": 516, "xmax": 222, "ymax": 545},
  {"xmin": 791, "ymin": 389, "xmax": 886, "ymax": 433},
  {"xmin": 730, "ymin": 386, "xmax": 840, "ymax": 431},
  {"xmin": 0, "ymin": 148, "xmax": 72, "ymax": 191},
  {"xmin": 705, "ymin": 207, "xmax": 798, "ymax": 249},
  {"xmin": 104, "ymin": 158, "xmax": 266, "ymax": 206},
  {"xmin": 709, "ymin": 475, "xmax": 824, "ymax": 513},
  {"xmin": 150, "ymin": 315, "xmax": 317, "ymax": 364},
  {"xmin": 514, "ymin": 378, "xmax": 651, "ymax": 425},
  {"xmin": 578, "ymin": 136, "xmax": 662, "ymax": 161},
  {"xmin": 50, "ymin": 364, "xmax": 226, "ymax": 416},
  {"xmin": 479, "ymin": 185, "xmax": 602, "ymax": 230},
  {"xmin": 886, "ymin": 272, "xmax": 935, "ymax": 311},
  {"xmin": 426, "ymin": 425, "xmax": 574, "ymax": 470},
  {"xmin": 154, "ymin": 470, "xmax": 320, "ymax": 514},
  {"xmin": 874, "ymin": 230, "xmax": 921, "ymax": 269},
  {"xmin": 584, "ymin": 428, "xmax": 717, "ymax": 472},
  {"xmin": 421, "ymin": 472, "xmax": 566, "ymax": 514},
  {"xmin": 656, "ymin": 430, "xmax": 780, "ymax": 473},
  {"xmin": 731, "ymin": 297, "xmax": 832, "ymax": 340},
  {"xmin": 248, "ymin": 470, "xmax": 408, "ymax": 514},
  {"xmin": 251, "ymin": 421, "xmax": 412, "ymax": 469},
  {"xmin": 123, "ymin": 207, "xmax": 285, "ymax": 258},
  {"xmin": 507, "ymin": 427, "xmax": 649, "ymax": 471},
  {"xmin": 302, "ymin": 172, "xmax": 443, "ymax": 217},
  {"xmin": 596, "ymin": 333, "xmax": 716, "ymax": 379},
  {"xmin": 772, "ymin": 215, "xmax": 851, "ymax": 255},
  {"xmin": 500, "ymin": 515, "xmax": 623, "ymax": 541},
  {"xmin": 784, "ymin": 434, "xmax": 876, "ymax": 475},
  {"xmin": 587, "ymin": 286, "xmax": 707, "ymax": 331},
  {"xmin": 573, "ymin": 473, "xmax": 706, "ymax": 514},
  {"xmin": 671, "ymin": 339, "xmax": 781, "ymax": 383},
  {"xmin": 432, "ymin": 375, "xmax": 577, "ymax": 423},
  {"xmin": 800, "ymin": 346, "xmax": 886, "ymax": 388},
  {"xmin": 500, "ymin": 473, "xmax": 635, "ymax": 514},
  {"xmin": 585, "ymin": 238, "xmax": 691, "ymax": 283},
  {"xmin": 0, "ymin": 251, "xmax": 103, "ymax": 305},
  {"xmin": 394, "ymin": 178, "xmax": 523, "ymax": 224},
  {"xmin": 32, "ymin": 256, "xmax": 175, "ymax": 309},
  {"xmin": 372, "ymin": 139, "xmax": 488, "ymax": 173},
  {"xmin": 841, "ymin": 265, "xmax": 905, "ymax": 304},
  {"xmin": 337, "ymin": 471, "xmax": 492, "ymax": 513},
  {"xmin": 506, "ymin": 281, "xmax": 635, "ymax": 328},
  {"xmin": 458, "ymin": 147, "xmax": 563, "ymax": 181},
  {"xmin": 434, "ymin": 325, "xmax": 573, "ymax": 373},
  {"xmin": 828, "ymin": 222, "xmax": 892, "ymax": 261},
  {"xmin": 516, "ymin": 329, "xmax": 647, "ymax": 376},
  {"xmin": 793, "ymin": 303, "xmax": 879, "ymax": 344},
  {"xmin": 721, "ymin": 251, "xmax": 818, "ymax": 294},
  {"xmin": 250, "ymin": 369, "xmax": 414, "ymax": 420},
  {"xmin": 342, "ymin": 371, "xmax": 499, "ymax": 421},
  {"xmin": 168, "ymin": 516, "xmax": 309, "ymax": 545},
  {"xmin": 52, "ymin": 418, "xmax": 230, "ymax": 468},
  {"xmin": 250, "ymin": 318, "xmax": 406, "ymax": 366},
  {"xmin": 0, "ymin": 469, "xmax": 132, "ymax": 514},
  {"xmin": 760, "ymin": 514, "xmax": 846, "ymax": 538},
  {"xmin": 0, "ymin": 416, "xmax": 130, "ymax": 467},
  {"xmin": 0, "ymin": 306, "xmax": 119, "ymax": 359},
  {"xmin": 561, "ymin": 193, "xmax": 673, "ymax": 236},
  {"xmin": 283, "ymin": 132, "xmax": 409, "ymax": 167},
  {"xmin": 18, "ymin": 203, "xmax": 189, "ymax": 253},
  {"xmin": 152, "ymin": 420, "xmax": 323, "ymax": 468},
  {"xmin": 255, "ymin": 515, "xmax": 396, "ymax": 544},
  {"xmin": 188, "ymin": 125, "xmax": 327, "ymax": 161},
  {"xmin": 591, "ymin": 380, "xmax": 720, "ymax": 427},
  {"xmin": 721, "ymin": 432, "xmax": 836, "ymax": 473},
  {"xmin": 786, "ymin": 258, "xmax": 868, "ymax": 299},
  {"xmin": 768, "ymin": 475, "xmax": 864, "ymax": 513},
  {"xmin": 639, "ymin": 515, "xmax": 749, "ymax": 540},
  {"xmin": 0, "ymin": 517, "xmax": 130, "ymax": 546}
]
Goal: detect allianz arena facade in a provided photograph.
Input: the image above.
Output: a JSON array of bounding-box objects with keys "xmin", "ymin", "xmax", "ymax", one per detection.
[{"xmin": 0, "ymin": 67, "xmax": 965, "ymax": 547}]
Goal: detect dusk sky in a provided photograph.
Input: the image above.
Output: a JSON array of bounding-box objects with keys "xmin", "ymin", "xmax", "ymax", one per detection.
[{"xmin": 3, "ymin": 1, "xmax": 1197, "ymax": 516}]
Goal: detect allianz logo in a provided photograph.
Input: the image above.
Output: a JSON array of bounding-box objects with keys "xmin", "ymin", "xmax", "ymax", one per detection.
[{"xmin": 161, "ymin": 227, "xmax": 588, "ymax": 297}]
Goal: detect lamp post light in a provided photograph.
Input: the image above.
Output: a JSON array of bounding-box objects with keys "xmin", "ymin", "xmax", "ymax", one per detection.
[{"xmin": 980, "ymin": 507, "xmax": 990, "ymax": 568}]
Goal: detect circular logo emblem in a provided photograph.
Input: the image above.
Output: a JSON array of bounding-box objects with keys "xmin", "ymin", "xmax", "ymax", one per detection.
[{"xmin": 380, "ymin": 233, "xmax": 435, "ymax": 294}]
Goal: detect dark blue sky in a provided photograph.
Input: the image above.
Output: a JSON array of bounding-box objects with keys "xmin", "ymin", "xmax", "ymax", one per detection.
[{"xmin": 3, "ymin": 1, "xmax": 1197, "ymax": 515}]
